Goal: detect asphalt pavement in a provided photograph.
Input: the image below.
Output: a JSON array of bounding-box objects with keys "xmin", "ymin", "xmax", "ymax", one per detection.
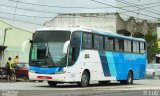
[{"xmin": 0, "ymin": 79, "xmax": 160, "ymax": 96}]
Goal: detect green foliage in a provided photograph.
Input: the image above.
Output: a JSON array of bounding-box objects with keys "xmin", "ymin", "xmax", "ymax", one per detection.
[{"xmin": 144, "ymin": 30, "xmax": 160, "ymax": 63}]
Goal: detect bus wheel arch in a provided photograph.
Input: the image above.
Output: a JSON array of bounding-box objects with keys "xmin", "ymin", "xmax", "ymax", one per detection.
[
  {"xmin": 120, "ymin": 70, "xmax": 133, "ymax": 85},
  {"xmin": 78, "ymin": 69, "xmax": 90, "ymax": 87}
]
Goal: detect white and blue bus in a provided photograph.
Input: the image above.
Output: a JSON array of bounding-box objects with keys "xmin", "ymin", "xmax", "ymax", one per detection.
[{"xmin": 29, "ymin": 27, "xmax": 146, "ymax": 87}]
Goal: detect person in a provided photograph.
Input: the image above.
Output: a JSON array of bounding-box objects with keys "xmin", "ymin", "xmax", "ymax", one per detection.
[
  {"xmin": 6, "ymin": 57, "xmax": 13, "ymax": 81},
  {"xmin": 14, "ymin": 56, "xmax": 19, "ymax": 64}
]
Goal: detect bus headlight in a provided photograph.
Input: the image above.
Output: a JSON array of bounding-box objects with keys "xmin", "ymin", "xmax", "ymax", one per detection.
[
  {"xmin": 55, "ymin": 71, "xmax": 66, "ymax": 74},
  {"xmin": 29, "ymin": 70, "xmax": 36, "ymax": 73}
]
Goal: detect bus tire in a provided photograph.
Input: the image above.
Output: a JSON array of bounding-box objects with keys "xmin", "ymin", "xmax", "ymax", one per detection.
[
  {"xmin": 120, "ymin": 71, "xmax": 133, "ymax": 84},
  {"xmin": 48, "ymin": 81, "xmax": 57, "ymax": 87},
  {"xmin": 78, "ymin": 71, "xmax": 89, "ymax": 87}
]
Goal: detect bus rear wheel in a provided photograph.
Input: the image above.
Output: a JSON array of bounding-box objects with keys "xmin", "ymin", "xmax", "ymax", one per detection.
[
  {"xmin": 78, "ymin": 71, "xmax": 89, "ymax": 87},
  {"xmin": 151, "ymin": 72, "xmax": 155, "ymax": 79},
  {"xmin": 120, "ymin": 71, "xmax": 133, "ymax": 84},
  {"xmin": 48, "ymin": 81, "xmax": 57, "ymax": 87}
]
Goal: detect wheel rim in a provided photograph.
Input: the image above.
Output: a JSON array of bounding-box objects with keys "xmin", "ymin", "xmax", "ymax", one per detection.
[
  {"xmin": 128, "ymin": 72, "xmax": 132, "ymax": 84},
  {"xmin": 152, "ymin": 73, "xmax": 155, "ymax": 79},
  {"xmin": 10, "ymin": 75, "xmax": 16, "ymax": 82},
  {"xmin": 128, "ymin": 75, "xmax": 132, "ymax": 83},
  {"xmin": 82, "ymin": 73, "xmax": 88, "ymax": 85}
]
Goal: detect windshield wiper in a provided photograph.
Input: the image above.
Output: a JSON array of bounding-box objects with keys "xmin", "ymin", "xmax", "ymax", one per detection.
[{"xmin": 45, "ymin": 42, "xmax": 55, "ymax": 66}]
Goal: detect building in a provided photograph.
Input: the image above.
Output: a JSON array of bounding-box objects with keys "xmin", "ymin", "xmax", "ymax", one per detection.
[
  {"xmin": 44, "ymin": 13, "xmax": 156, "ymax": 37},
  {"xmin": 0, "ymin": 20, "xmax": 32, "ymax": 66}
]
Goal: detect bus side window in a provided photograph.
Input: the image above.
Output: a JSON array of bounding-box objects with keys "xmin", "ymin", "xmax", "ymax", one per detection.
[
  {"xmin": 93, "ymin": 35, "xmax": 103, "ymax": 50},
  {"xmin": 124, "ymin": 40, "xmax": 131, "ymax": 52},
  {"xmin": 106, "ymin": 37, "xmax": 114, "ymax": 51},
  {"xmin": 105, "ymin": 37, "xmax": 114, "ymax": 51},
  {"xmin": 140, "ymin": 42, "xmax": 145, "ymax": 54},
  {"xmin": 115, "ymin": 39, "xmax": 123, "ymax": 51},
  {"xmin": 68, "ymin": 31, "xmax": 81, "ymax": 66},
  {"xmin": 83, "ymin": 33, "xmax": 92, "ymax": 49},
  {"xmin": 133, "ymin": 41, "xmax": 139, "ymax": 53}
]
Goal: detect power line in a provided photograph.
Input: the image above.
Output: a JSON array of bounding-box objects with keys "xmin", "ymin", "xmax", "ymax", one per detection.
[
  {"xmin": 8, "ymin": 0, "xmax": 113, "ymax": 9},
  {"xmin": 0, "ymin": 11, "xmax": 54, "ymax": 19},
  {"xmin": 0, "ymin": 3, "xmax": 56, "ymax": 14},
  {"xmin": 120, "ymin": 3, "xmax": 160, "ymax": 15},
  {"xmin": 0, "ymin": 16, "xmax": 43, "ymax": 26},
  {"xmin": 115, "ymin": 0, "xmax": 160, "ymax": 16},
  {"xmin": 8, "ymin": 0, "xmax": 160, "ymax": 10},
  {"xmin": 2, "ymin": 0, "xmax": 159, "ymax": 15},
  {"xmin": 117, "ymin": 0, "xmax": 160, "ymax": 8},
  {"xmin": 91, "ymin": 0, "xmax": 158, "ymax": 19},
  {"xmin": 119, "ymin": 0, "xmax": 160, "ymax": 13}
]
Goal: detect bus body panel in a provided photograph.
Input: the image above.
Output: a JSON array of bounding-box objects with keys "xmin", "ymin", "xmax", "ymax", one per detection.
[{"xmin": 29, "ymin": 50, "xmax": 146, "ymax": 82}]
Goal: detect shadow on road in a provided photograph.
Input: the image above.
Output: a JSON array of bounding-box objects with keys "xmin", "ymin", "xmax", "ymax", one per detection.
[{"xmin": 35, "ymin": 82, "xmax": 141, "ymax": 89}]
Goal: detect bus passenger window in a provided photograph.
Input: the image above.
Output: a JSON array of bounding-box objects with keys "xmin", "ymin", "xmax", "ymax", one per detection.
[
  {"xmin": 115, "ymin": 39, "xmax": 123, "ymax": 51},
  {"xmin": 83, "ymin": 33, "xmax": 92, "ymax": 49},
  {"xmin": 105, "ymin": 37, "xmax": 114, "ymax": 51},
  {"xmin": 124, "ymin": 40, "xmax": 131, "ymax": 52},
  {"xmin": 133, "ymin": 41, "xmax": 139, "ymax": 53},
  {"xmin": 140, "ymin": 42, "xmax": 145, "ymax": 54},
  {"xmin": 93, "ymin": 35, "xmax": 103, "ymax": 50}
]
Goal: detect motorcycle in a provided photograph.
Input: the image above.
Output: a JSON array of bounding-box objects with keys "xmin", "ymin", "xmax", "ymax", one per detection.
[{"xmin": 0, "ymin": 69, "xmax": 16, "ymax": 82}]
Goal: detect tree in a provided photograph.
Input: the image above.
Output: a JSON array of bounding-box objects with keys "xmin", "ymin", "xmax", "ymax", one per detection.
[{"xmin": 144, "ymin": 30, "xmax": 160, "ymax": 63}]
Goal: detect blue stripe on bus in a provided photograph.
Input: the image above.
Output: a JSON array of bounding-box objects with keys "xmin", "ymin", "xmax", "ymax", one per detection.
[
  {"xmin": 29, "ymin": 66, "xmax": 64, "ymax": 74},
  {"xmin": 98, "ymin": 51, "xmax": 111, "ymax": 77},
  {"xmin": 105, "ymin": 52, "xmax": 117, "ymax": 77}
]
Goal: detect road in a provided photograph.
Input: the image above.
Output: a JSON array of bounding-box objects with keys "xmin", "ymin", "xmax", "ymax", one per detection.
[{"xmin": 0, "ymin": 79, "xmax": 160, "ymax": 96}]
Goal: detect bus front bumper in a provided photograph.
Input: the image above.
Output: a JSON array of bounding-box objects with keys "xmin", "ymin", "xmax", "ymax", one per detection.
[{"xmin": 29, "ymin": 71, "xmax": 80, "ymax": 82}]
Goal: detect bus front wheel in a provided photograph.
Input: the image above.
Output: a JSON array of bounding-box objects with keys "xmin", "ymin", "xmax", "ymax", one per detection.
[
  {"xmin": 48, "ymin": 81, "xmax": 57, "ymax": 87},
  {"xmin": 78, "ymin": 71, "xmax": 89, "ymax": 87}
]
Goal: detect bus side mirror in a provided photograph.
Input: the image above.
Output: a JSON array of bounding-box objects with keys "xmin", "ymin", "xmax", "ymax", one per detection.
[{"xmin": 63, "ymin": 41, "xmax": 70, "ymax": 54}]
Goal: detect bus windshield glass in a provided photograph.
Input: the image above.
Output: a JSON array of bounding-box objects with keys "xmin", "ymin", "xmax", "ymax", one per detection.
[{"xmin": 29, "ymin": 31, "xmax": 71, "ymax": 67}]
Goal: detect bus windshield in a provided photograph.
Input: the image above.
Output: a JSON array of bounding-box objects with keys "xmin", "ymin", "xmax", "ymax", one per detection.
[{"xmin": 29, "ymin": 31, "xmax": 71, "ymax": 67}]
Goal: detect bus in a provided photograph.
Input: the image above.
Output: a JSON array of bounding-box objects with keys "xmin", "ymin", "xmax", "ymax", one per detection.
[{"xmin": 29, "ymin": 26, "xmax": 146, "ymax": 87}]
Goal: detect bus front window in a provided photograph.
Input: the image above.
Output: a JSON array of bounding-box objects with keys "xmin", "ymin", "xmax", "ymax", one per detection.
[{"xmin": 29, "ymin": 31, "xmax": 70, "ymax": 67}]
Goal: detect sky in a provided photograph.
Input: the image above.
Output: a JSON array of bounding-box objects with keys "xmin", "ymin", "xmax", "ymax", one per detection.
[{"xmin": 0, "ymin": 0, "xmax": 160, "ymax": 35}]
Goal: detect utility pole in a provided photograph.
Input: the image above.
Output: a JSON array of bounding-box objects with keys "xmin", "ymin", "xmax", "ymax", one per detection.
[
  {"xmin": 1, "ymin": 28, "xmax": 12, "ymax": 67},
  {"xmin": 3, "ymin": 28, "xmax": 12, "ymax": 46}
]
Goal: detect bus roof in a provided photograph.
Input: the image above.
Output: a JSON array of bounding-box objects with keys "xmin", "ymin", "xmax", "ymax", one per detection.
[{"xmin": 36, "ymin": 26, "xmax": 145, "ymax": 42}]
